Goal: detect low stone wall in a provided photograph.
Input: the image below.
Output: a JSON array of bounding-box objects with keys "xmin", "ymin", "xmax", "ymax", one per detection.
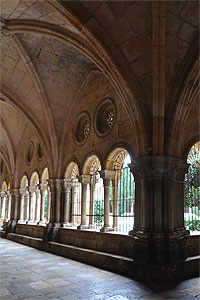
[
  {"xmin": 15, "ymin": 224, "xmax": 45, "ymax": 239},
  {"xmin": 186, "ymin": 235, "xmax": 200, "ymax": 257},
  {"xmin": 58, "ymin": 228, "xmax": 134, "ymax": 258}
]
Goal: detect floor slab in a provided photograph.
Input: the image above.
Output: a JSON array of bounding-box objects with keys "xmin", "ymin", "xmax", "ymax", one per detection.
[{"xmin": 0, "ymin": 238, "xmax": 199, "ymax": 300}]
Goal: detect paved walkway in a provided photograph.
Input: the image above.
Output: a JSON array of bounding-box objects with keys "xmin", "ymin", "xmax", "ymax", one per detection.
[{"xmin": 0, "ymin": 238, "xmax": 199, "ymax": 300}]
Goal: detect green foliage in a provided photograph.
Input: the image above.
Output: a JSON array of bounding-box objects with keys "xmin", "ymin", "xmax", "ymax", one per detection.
[
  {"xmin": 184, "ymin": 219, "xmax": 200, "ymax": 231},
  {"xmin": 117, "ymin": 168, "xmax": 135, "ymax": 216},
  {"xmin": 185, "ymin": 145, "xmax": 200, "ymax": 231},
  {"xmin": 94, "ymin": 200, "xmax": 104, "ymax": 226}
]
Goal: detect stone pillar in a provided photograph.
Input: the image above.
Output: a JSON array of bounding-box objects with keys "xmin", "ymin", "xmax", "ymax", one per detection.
[
  {"xmin": 112, "ymin": 175, "xmax": 119, "ymax": 231},
  {"xmin": 7, "ymin": 191, "xmax": 11, "ymax": 220},
  {"xmin": 0, "ymin": 193, "xmax": 5, "ymax": 219},
  {"xmin": 13, "ymin": 189, "xmax": 20, "ymax": 221},
  {"xmin": 47, "ymin": 179, "xmax": 63, "ymax": 226},
  {"xmin": 100, "ymin": 170, "xmax": 115, "ymax": 232},
  {"xmin": 55, "ymin": 179, "xmax": 64, "ymax": 225},
  {"xmin": 39, "ymin": 184, "xmax": 47, "ymax": 222},
  {"xmin": 35, "ymin": 188, "xmax": 41, "ymax": 222},
  {"xmin": 89, "ymin": 176, "xmax": 97, "ymax": 229},
  {"xmin": 0, "ymin": 194, "xmax": 3, "ymax": 218},
  {"xmin": 77, "ymin": 175, "xmax": 90, "ymax": 229},
  {"xmin": 28, "ymin": 189, "xmax": 35, "ymax": 222},
  {"xmin": 71, "ymin": 180, "xmax": 79, "ymax": 226},
  {"xmin": 129, "ymin": 156, "xmax": 189, "ymax": 271},
  {"xmin": 4, "ymin": 193, "xmax": 9, "ymax": 220},
  {"xmin": 24, "ymin": 190, "xmax": 29, "ymax": 221},
  {"xmin": 63, "ymin": 179, "xmax": 71, "ymax": 226},
  {"xmin": 19, "ymin": 189, "xmax": 25, "ymax": 221}
]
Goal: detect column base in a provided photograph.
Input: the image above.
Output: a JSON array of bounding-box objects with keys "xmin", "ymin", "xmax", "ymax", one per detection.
[
  {"xmin": 89, "ymin": 224, "xmax": 96, "ymax": 230},
  {"xmin": 77, "ymin": 224, "xmax": 89, "ymax": 229},
  {"xmin": 17, "ymin": 219, "xmax": 26, "ymax": 224},
  {"xmin": 100, "ymin": 226, "xmax": 113, "ymax": 232}
]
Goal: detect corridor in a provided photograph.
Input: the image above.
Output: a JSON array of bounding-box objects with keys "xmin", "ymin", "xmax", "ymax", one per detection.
[{"xmin": 0, "ymin": 238, "xmax": 199, "ymax": 300}]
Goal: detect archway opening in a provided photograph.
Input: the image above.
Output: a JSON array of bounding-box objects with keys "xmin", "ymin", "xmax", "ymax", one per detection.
[
  {"xmin": 64, "ymin": 162, "xmax": 81, "ymax": 226},
  {"xmin": 107, "ymin": 149, "xmax": 135, "ymax": 233},
  {"xmin": 184, "ymin": 142, "xmax": 200, "ymax": 234}
]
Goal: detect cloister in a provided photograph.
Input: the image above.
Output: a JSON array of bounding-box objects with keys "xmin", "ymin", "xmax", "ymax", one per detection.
[{"xmin": 0, "ymin": 0, "xmax": 199, "ymax": 284}]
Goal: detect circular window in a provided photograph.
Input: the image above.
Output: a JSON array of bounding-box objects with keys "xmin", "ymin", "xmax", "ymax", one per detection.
[
  {"xmin": 26, "ymin": 142, "xmax": 34, "ymax": 164},
  {"xmin": 74, "ymin": 112, "xmax": 90, "ymax": 145},
  {"xmin": 94, "ymin": 98, "xmax": 116, "ymax": 137},
  {"xmin": 37, "ymin": 143, "xmax": 43, "ymax": 160}
]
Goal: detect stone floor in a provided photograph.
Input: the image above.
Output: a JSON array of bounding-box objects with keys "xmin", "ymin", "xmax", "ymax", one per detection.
[{"xmin": 0, "ymin": 238, "xmax": 199, "ymax": 300}]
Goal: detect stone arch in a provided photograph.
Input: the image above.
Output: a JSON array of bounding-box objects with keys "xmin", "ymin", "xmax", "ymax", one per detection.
[
  {"xmin": 20, "ymin": 174, "xmax": 29, "ymax": 189},
  {"xmin": 105, "ymin": 143, "xmax": 134, "ymax": 170},
  {"xmin": 83, "ymin": 154, "xmax": 102, "ymax": 175},
  {"xmin": 41, "ymin": 167, "xmax": 49, "ymax": 184},
  {"xmin": 65, "ymin": 162, "xmax": 79, "ymax": 179},
  {"xmin": 30, "ymin": 171, "xmax": 39, "ymax": 187},
  {"xmin": 182, "ymin": 136, "xmax": 200, "ymax": 162}
]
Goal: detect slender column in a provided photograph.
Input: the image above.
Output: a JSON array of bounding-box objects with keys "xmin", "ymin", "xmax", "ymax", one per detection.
[
  {"xmin": 0, "ymin": 195, "xmax": 3, "ymax": 218},
  {"xmin": 71, "ymin": 180, "xmax": 78, "ymax": 225},
  {"xmin": 4, "ymin": 193, "xmax": 9, "ymax": 219},
  {"xmin": 89, "ymin": 176, "xmax": 97, "ymax": 229},
  {"xmin": 19, "ymin": 189, "xmax": 25, "ymax": 221},
  {"xmin": 63, "ymin": 179, "xmax": 71, "ymax": 225},
  {"xmin": 29, "ymin": 189, "xmax": 35, "ymax": 222},
  {"xmin": 24, "ymin": 190, "xmax": 29, "ymax": 221},
  {"xmin": 48, "ymin": 179, "xmax": 63, "ymax": 226},
  {"xmin": 112, "ymin": 176, "xmax": 119, "ymax": 231},
  {"xmin": 13, "ymin": 189, "xmax": 20, "ymax": 221},
  {"xmin": 2, "ymin": 194, "xmax": 6, "ymax": 220},
  {"xmin": 7, "ymin": 191, "xmax": 11, "ymax": 220},
  {"xmin": 55, "ymin": 179, "xmax": 64, "ymax": 224},
  {"xmin": 77, "ymin": 175, "xmax": 90, "ymax": 229},
  {"xmin": 0, "ymin": 194, "xmax": 5, "ymax": 219},
  {"xmin": 40, "ymin": 185, "xmax": 47, "ymax": 222},
  {"xmin": 35, "ymin": 188, "xmax": 41, "ymax": 222}
]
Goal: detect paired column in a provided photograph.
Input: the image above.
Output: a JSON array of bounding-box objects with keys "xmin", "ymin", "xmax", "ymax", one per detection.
[
  {"xmin": 48, "ymin": 179, "xmax": 64, "ymax": 227},
  {"xmin": 39, "ymin": 184, "xmax": 48, "ymax": 223},
  {"xmin": 77, "ymin": 175, "xmax": 90, "ymax": 229},
  {"xmin": 19, "ymin": 189, "xmax": 26, "ymax": 222},
  {"xmin": 89, "ymin": 176, "xmax": 97, "ymax": 229},
  {"xmin": 63, "ymin": 179, "xmax": 71, "ymax": 226},
  {"xmin": 112, "ymin": 176, "xmax": 119, "ymax": 231},
  {"xmin": 100, "ymin": 170, "xmax": 115, "ymax": 232}
]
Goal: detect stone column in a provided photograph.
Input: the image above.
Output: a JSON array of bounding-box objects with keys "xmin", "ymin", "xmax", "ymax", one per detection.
[
  {"xmin": 71, "ymin": 180, "xmax": 79, "ymax": 226},
  {"xmin": 7, "ymin": 191, "xmax": 11, "ymax": 220},
  {"xmin": 35, "ymin": 188, "xmax": 41, "ymax": 223},
  {"xmin": 0, "ymin": 194, "xmax": 3, "ymax": 218},
  {"xmin": 77, "ymin": 175, "xmax": 90, "ymax": 229},
  {"xmin": 129, "ymin": 156, "xmax": 189, "ymax": 268},
  {"xmin": 0, "ymin": 193, "xmax": 5, "ymax": 219},
  {"xmin": 100, "ymin": 170, "xmax": 115, "ymax": 232},
  {"xmin": 112, "ymin": 175, "xmax": 119, "ymax": 231},
  {"xmin": 24, "ymin": 189, "xmax": 29, "ymax": 222},
  {"xmin": 19, "ymin": 189, "xmax": 25, "ymax": 221},
  {"xmin": 39, "ymin": 184, "xmax": 47, "ymax": 223},
  {"xmin": 13, "ymin": 189, "xmax": 20, "ymax": 221},
  {"xmin": 4, "ymin": 193, "xmax": 9, "ymax": 220},
  {"xmin": 47, "ymin": 179, "xmax": 63, "ymax": 227},
  {"xmin": 55, "ymin": 179, "xmax": 64, "ymax": 225},
  {"xmin": 89, "ymin": 176, "xmax": 97, "ymax": 229},
  {"xmin": 63, "ymin": 179, "xmax": 71, "ymax": 226},
  {"xmin": 28, "ymin": 189, "xmax": 35, "ymax": 222}
]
